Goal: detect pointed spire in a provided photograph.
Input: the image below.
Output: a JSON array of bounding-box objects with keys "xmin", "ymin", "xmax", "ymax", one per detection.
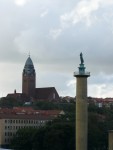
[
  {"xmin": 14, "ymin": 89, "xmax": 16, "ymax": 94},
  {"xmin": 23, "ymin": 55, "xmax": 35, "ymax": 76},
  {"xmin": 28, "ymin": 51, "xmax": 30, "ymax": 57}
]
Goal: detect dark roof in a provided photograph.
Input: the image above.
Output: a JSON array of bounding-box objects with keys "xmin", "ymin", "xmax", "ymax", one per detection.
[
  {"xmin": 7, "ymin": 93, "xmax": 22, "ymax": 98},
  {"xmin": 7, "ymin": 87, "xmax": 60, "ymax": 101},
  {"xmin": 25, "ymin": 56, "xmax": 34, "ymax": 66},
  {"xmin": 35, "ymin": 87, "xmax": 57, "ymax": 100},
  {"xmin": 0, "ymin": 107, "xmax": 64, "ymax": 120},
  {"xmin": 23, "ymin": 56, "xmax": 35, "ymax": 76},
  {"xmin": 0, "ymin": 107, "xmax": 64, "ymax": 117},
  {"xmin": 7, "ymin": 93, "xmax": 29, "ymax": 101}
]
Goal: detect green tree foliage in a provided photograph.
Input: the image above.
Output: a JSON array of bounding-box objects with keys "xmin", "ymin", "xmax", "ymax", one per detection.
[
  {"xmin": 88, "ymin": 104, "xmax": 113, "ymax": 150},
  {"xmin": 32, "ymin": 127, "xmax": 46, "ymax": 150},
  {"xmin": 0, "ymin": 97, "xmax": 23, "ymax": 108},
  {"xmin": 33, "ymin": 101, "xmax": 75, "ymax": 112},
  {"xmin": 88, "ymin": 113, "xmax": 108, "ymax": 150},
  {"xmin": 44, "ymin": 123, "xmax": 75, "ymax": 150},
  {"xmin": 10, "ymin": 121, "xmax": 75, "ymax": 150},
  {"xmin": 10, "ymin": 127, "xmax": 36, "ymax": 150},
  {"xmin": 33, "ymin": 101, "xmax": 59, "ymax": 110}
]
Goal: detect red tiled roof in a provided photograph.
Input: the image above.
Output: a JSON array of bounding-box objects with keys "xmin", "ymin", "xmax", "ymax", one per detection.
[
  {"xmin": 0, "ymin": 113, "xmax": 53, "ymax": 120},
  {"xmin": 0, "ymin": 107, "xmax": 64, "ymax": 118}
]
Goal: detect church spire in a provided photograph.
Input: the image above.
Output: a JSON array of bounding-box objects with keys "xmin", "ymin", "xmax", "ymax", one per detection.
[
  {"xmin": 23, "ymin": 56, "xmax": 35, "ymax": 76},
  {"xmin": 28, "ymin": 51, "xmax": 30, "ymax": 57}
]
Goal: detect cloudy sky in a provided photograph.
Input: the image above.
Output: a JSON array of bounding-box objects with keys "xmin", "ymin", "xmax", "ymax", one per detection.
[{"xmin": 0, "ymin": 0, "xmax": 113, "ymax": 98}]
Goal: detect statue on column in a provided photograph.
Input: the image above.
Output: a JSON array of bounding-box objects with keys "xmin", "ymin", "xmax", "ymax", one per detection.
[{"xmin": 80, "ymin": 52, "xmax": 84, "ymax": 64}]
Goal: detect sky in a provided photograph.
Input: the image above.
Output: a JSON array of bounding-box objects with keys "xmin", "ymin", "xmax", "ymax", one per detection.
[{"xmin": 0, "ymin": 0, "xmax": 113, "ymax": 98}]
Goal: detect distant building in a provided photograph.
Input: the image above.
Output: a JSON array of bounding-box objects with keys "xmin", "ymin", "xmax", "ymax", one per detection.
[
  {"xmin": 7, "ymin": 56, "xmax": 60, "ymax": 102},
  {"xmin": 0, "ymin": 107, "xmax": 64, "ymax": 147},
  {"xmin": 88, "ymin": 97, "xmax": 113, "ymax": 108},
  {"xmin": 7, "ymin": 90, "xmax": 29, "ymax": 102},
  {"xmin": 34, "ymin": 87, "xmax": 60, "ymax": 101},
  {"xmin": 0, "ymin": 114, "xmax": 49, "ymax": 147},
  {"xmin": 3, "ymin": 56, "xmax": 62, "ymax": 148}
]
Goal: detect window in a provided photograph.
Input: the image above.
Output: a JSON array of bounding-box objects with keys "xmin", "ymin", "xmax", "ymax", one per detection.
[{"xmin": 10, "ymin": 132, "xmax": 12, "ymax": 136}]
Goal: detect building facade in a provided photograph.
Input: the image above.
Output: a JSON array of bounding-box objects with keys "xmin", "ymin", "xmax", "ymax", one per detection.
[
  {"xmin": 0, "ymin": 115, "xmax": 48, "ymax": 146},
  {"xmin": 0, "ymin": 107, "xmax": 64, "ymax": 147}
]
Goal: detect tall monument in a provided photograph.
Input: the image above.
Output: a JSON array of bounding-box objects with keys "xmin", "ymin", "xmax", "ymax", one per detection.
[
  {"xmin": 74, "ymin": 53, "xmax": 90, "ymax": 150},
  {"xmin": 22, "ymin": 56, "xmax": 36, "ymax": 97}
]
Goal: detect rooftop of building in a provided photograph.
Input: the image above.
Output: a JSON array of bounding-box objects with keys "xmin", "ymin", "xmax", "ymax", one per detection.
[
  {"xmin": 0, "ymin": 113, "xmax": 53, "ymax": 120},
  {"xmin": 0, "ymin": 107, "xmax": 64, "ymax": 119},
  {"xmin": 35, "ymin": 87, "xmax": 59, "ymax": 99},
  {"xmin": 25, "ymin": 56, "xmax": 34, "ymax": 66}
]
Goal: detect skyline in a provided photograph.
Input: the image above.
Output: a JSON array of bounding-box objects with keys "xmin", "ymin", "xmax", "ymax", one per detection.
[{"xmin": 0, "ymin": 0, "xmax": 113, "ymax": 98}]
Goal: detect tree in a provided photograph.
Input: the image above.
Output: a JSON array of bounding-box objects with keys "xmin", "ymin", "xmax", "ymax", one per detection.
[
  {"xmin": 10, "ymin": 119, "xmax": 75, "ymax": 150},
  {"xmin": 10, "ymin": 128, "xmax": 36, "ymax": 150},
  {"xmin": 32, "ymin": 127, "xmax": 46, "ymax": 150},
  {"xmin": 0, "ymin": 97, "xmax": 23, "ymax": 107}
]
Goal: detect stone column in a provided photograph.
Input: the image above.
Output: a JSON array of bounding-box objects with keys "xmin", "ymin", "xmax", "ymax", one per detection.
[
  {"xmin": 74, "ymin": 53, "xmax": 90, "ymax": 150},
  {"xmin": 76, "ymin": 77, "xmax": 88, "ymax": 150},
  {"xmin": 108, "ymin": 130, "xmax": 113, "ymax": 150}
]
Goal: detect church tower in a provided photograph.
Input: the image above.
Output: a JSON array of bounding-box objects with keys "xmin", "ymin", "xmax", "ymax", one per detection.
[{"xmin": 22, "ymin": 56, "xmax": 36, "ymax": 97}]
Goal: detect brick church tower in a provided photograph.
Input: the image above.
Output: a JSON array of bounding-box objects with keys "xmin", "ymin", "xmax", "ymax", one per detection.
[{"xmin": 22, "ymin": 56, "xmax": 36, "ymax": 97}]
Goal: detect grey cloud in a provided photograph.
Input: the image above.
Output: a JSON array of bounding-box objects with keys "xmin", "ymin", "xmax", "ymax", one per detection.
[{"xmin": 0, "ymin": 0, "xmax": 113, "ymax": 97}]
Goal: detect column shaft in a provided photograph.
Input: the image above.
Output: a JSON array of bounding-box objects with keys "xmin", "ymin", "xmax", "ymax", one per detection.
[{"xmin": 76, "ymin": 77, "xmax": 88, "ymax": 150}]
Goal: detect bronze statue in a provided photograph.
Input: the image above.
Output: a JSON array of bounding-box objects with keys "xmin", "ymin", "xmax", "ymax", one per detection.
[{"xmin": 80, "ymin": 52, "xmax": 84, "ymax": 64}]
